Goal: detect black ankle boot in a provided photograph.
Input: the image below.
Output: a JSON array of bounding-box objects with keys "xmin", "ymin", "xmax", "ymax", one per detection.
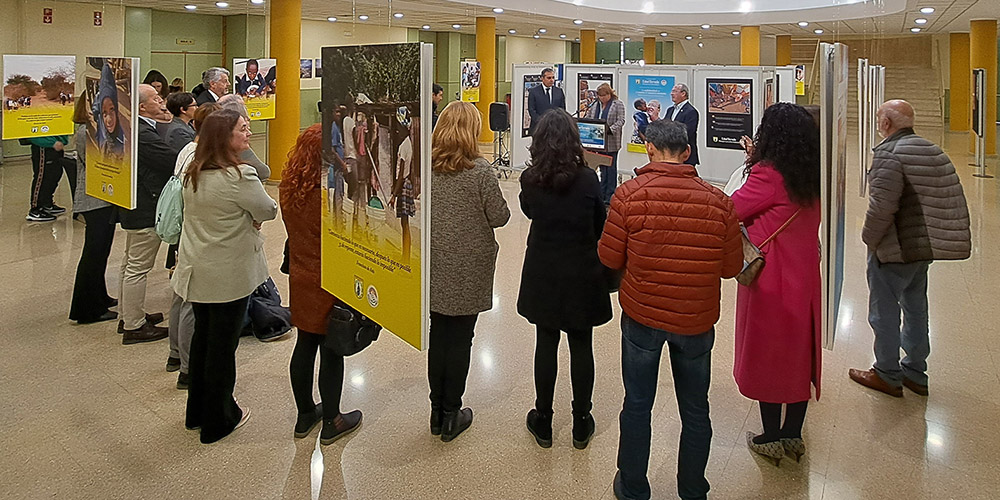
[
  {"xmin": 526, "ymin": 409, "xmax": 553, "ymax": 448},
  {"xmin": 430, "ymin": 405, "xmax": 442, "ymax": 436},
  {"xmin": 440, "ymin": 408, "xmax": 473, "ymax": 442},
  {"xmin": 572, "ymin": 412, "xmax": 595, "ymax": 449},
  {"xmin": 294, "ymin": 402, "xmax": 323, "ymax": 438}
]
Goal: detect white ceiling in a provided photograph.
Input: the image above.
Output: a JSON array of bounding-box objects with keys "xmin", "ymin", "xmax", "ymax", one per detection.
[{"xmin": 67, "ymin": 0, "xmax": 996, "ymax": 40}]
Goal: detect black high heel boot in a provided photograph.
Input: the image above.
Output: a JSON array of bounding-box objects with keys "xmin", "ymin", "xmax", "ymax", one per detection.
[
  {"xmin": 440, "ymin": 408, "xmax": 473, "ymax": 442},
  {"xmin": 430, "ymin": 404, "xmax": 442, "ymax": 436},
  {"xmin": 526, "ymin": 409, "xmax": 553, "ymax": 448},
  {"xmin": 572, "ymin": 412, "xmax": 595, "ymax": 449}
]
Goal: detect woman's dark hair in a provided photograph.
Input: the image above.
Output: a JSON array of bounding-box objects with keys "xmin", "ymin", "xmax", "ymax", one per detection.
[
  {"xmin": 523, "ymin": 109, "xmax": 588, "ymax": 192},
  {"xmin": 184, "ymin": 109, "xmax": 243, "ymax": 192},
  {"xmin": 142, "ymin": 70, "xmax": 169, "ymax": 98},
  {"xmin": 744, "ymin": 102, "xmax": 820, "ymax": 205}
]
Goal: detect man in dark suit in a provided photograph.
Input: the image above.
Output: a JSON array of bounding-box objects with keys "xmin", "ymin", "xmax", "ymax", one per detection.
[
  {"xmin": 664, "ymin": 83, "xmax": 700, "ymax": 166},
  {"xmin": 195, "ymin": 67, "xmax": 230, "ymax": 105},
  {"xmin": 527, "ymin": 68, "xmax": 565, "ymax": 135},
  {"xmin": 117, "ymin": 84, "xmax": 184, "ymax": 344}
]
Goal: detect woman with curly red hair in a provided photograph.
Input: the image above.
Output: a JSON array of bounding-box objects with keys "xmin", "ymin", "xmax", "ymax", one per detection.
[{"xmin": 280, "ymin": 123, "xmax": 363, "ymax": 445}]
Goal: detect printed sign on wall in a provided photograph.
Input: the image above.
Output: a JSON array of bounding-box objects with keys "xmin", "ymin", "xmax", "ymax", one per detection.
[
  {"xmin": 460, "ymin": 60, "xmax": 481, "ymax": 103},
  {"xmin": 626, "ymin": 74, "xmax": 675, "ymax": 153}
]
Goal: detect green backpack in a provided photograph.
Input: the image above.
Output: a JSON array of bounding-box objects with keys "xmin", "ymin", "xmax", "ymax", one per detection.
[{"xmin": 155, "ymin": 176, "xmax": 184, "ymax": 245}]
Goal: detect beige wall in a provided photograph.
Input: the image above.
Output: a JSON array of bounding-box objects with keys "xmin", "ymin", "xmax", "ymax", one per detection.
[
  {"xmin": 299, "ymin": 20, "xmax": 409, "ymax": 90},
  {"xmin": 506, "ymin": 36, "xmax": 568, "ymax": 69}
]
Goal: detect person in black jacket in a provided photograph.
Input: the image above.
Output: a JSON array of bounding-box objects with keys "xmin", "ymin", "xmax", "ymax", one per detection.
[
  {"xmin": 526, "ymin": 68, "xmax": 565, "ymax": 135},
  {"xmin": 663, "ymin": 83, "xmax": 700, "ymax": 166},
  {"xmin": 116, "ymin": 84, "xmax": 183, "ymax": 344},
  {"xmin": 517, "ymin": 109, "xmax": 613, "ymax": 450}
]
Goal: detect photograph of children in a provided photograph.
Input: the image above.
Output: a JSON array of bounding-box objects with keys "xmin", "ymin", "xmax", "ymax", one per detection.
[
  {"xmin": 625, "ymin": 74, "xmax": 674, "ymax": 153},
  {"xmin": 300, "ymin": 59, "xmax": 313, "ymax": 79},
  {"xmin": 233, "ymin": 58, "xmax": 277, "ymax": 120},
  {"xmin": 576, "ymin": 73, "xmax": 613, "ymax": 116},
  {"xmin": 460, "ymin": 61, "xmax": 481, "ymax": 102},
  {"xmin": 708, "ymin": 82, "xmax": 751, "ymax": 114},
  {"xmin": 314, "ymin": 58, "xmax": 322, "ymax": 79},
  {"xmin": 521, "ymin": 74, "xmax": 543, "ymax": 138},
  {"xmin": 2, "ymin": 55, "xmax": 76, "ymax": 140},
  {"xmin": 84, "ymin": 57, "xmax": 137, "ymax": 208},
  {"xmin": 764, "ymin": 78, "xmax": 774, "ymax": 109}
]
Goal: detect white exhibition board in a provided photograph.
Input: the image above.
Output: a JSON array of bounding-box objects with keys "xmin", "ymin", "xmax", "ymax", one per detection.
[
  {"xmin": 776, "ymin": 66, "xmax": 797, "ymax": 105},
  {"xmin": 510, "ymin": 64, "xmax": 550, "ymax": 169},
  {"xmin": 691, "ymin": 66, "xmax": 763, "ymax": 183}
]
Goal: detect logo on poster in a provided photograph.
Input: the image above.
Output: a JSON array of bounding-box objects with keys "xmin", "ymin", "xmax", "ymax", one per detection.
[
  {"xmin": 366, "ymin": 285, "xmax": 379, "ymax": 308},
  {"xmin": 354, "ymin": 277, "xmax": 364, "ymax": 299},
  {"xmin": 41, "ymin": 125, "xmax": 49, "ymax": 133}
]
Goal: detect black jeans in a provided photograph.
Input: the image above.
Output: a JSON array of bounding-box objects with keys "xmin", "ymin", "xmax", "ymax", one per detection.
[
  {"xmin": 534, "ymin": 325, "xmax": 594, "ymax": 415},
  {"xmin": 427, "ymin": 312, "xmax": 478, "ymax": 412},
  {"xmin": 290, "ymin": 329, "xmax": 345, "ymax": 420},
  {"xmin": 617, "ymin": 313, "xmax": 714, "ymax": 500},
  {"xmin": 188, "ymin": 296, "xmax": 250, "ymax": 444},
  {"xmin": 69, "ymin": 206, "xmax": 116, "ymax": 322},
  {"xmin": 29, "ymin": 145, "xmax": 64, "ymax": 210}
]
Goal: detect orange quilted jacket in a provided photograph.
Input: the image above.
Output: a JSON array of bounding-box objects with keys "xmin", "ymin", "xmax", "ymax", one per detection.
[{"xmin": 598, "ymin": 162, "xmax": 743, "ymax": 334}]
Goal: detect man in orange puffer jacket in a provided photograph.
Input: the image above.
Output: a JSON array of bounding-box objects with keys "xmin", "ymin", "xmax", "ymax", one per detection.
[{"xmin": 600, "ymin": 119, "xmax": 742, "ymax": 500}]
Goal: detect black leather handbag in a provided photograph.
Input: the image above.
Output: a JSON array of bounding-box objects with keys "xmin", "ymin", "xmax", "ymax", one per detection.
[{"xmin": 324, "ymin": 304, "xmax": 382, "ymax": 356}]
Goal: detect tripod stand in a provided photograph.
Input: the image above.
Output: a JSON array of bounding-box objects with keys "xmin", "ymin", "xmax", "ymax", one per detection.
[{"xmin": 488, "ymin": 102, "xmax": 512, "ymax": 179}]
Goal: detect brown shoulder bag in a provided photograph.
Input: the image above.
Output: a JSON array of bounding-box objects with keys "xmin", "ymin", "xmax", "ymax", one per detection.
[{"xmin": 736, "ymin": 209, "xmax": 801, "ymax": 286}]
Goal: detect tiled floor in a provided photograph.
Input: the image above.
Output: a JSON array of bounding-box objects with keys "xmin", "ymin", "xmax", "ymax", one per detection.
[{"xmin": 0, "ymin": 131, "xmax": 998, "ymax": 499}]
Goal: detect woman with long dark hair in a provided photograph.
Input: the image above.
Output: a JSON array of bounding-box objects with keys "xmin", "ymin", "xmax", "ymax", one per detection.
[
  {"xmin": 143, "ymin": 70, "xmax": 170, "ymax": 99},
  {"xmin": 280, "ymin": 124, "xmax": 363, "ymax": 445},
  {"xmin": 172, "ymin": 109, "xmax": 277, "ymax": 444},
  {"xmin": 428, "ymin": 101, "xmax": 510, "ymax": 442},
  {"xmin": 731, "ymin": 102, "xmax": 822, "ymax": 465},
  {"xmin": 518, "ymin": 109, "xmax": 612, "ymax": 449}
]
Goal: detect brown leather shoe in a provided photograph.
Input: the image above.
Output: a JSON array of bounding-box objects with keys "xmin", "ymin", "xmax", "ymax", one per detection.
[
  {"xmin": 849, "ymin": 368, "xmax": 903, "ymax": 397},
  {"xmin": 902, "ymin": 378, "xmax": 928, "ymax": 396},
  {"xmin": 117, "ymin": 312, "xmax": 165, "ymax": 333},
  {"xmin": 122, "ymin": 322, "xmax": 169, "ymax": 345}
]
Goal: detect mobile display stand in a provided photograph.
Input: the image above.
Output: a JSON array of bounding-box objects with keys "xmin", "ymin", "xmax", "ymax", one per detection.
[
  {"xmin": 857, "ymin": 59, "xmax": 885, "ymax": 196},
  {"xmin": 489, "ymin": 102, "xmax": 512, "ymax": 178},
  {"xmin": 971, "ymin": 68, "xmax": 992, "ymax": 178}
]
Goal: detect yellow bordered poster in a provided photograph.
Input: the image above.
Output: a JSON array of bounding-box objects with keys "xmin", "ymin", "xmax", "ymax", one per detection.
[
  {"xmin": 84, "ymin": 57, "xmax": 138, "ymax": 210},
  {"xmin": 2, "ymin": 55, "xmax": 76, "ymax": 140},
  {"xmin": 234, "ymin": 58, "xmax": 276, "ymax": 120},
  {"xmin": 460, "ymin": 60, "xmax": 481, "ymax": 103}
]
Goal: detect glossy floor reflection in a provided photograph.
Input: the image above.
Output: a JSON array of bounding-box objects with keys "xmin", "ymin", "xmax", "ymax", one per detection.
[{"xmin": 0, "ymin": 131, "xmax": 998, "ymax": 499}]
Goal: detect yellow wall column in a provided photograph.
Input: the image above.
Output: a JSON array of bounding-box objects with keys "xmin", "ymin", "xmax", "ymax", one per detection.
[
  {"xmin": 740, "ymin": 26, "xmax": 760, "ymax": 66},
  {"xmin": 950, "ymin": 33, "xmax": 970, "ymax": 132},
  {"xmin": 776, "ymin": 35, "xmax": 792, "ymax": 66},
  {"xmin": 643, "ymin": 37, "xmax": 656, "ymax": 64},
  {"xmin": 267, "ymin": 0, "xmax": 301, "ymax": 181},
  {"xmin": 581, "ymin": 30, "xmax": 596, "ymax": 64},
  {"xmin": 970, "ymin": 19, "xmax": 997, "ymax": 154},
  {"xmin": 475, "ymin": 17, "xmax": 496, "ymax": 142}
]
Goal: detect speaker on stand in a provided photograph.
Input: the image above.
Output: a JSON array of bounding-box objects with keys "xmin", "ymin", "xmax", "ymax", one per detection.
[{"xmin": 489, "ymin": 102, "xmax": 511, "ymax": 179}]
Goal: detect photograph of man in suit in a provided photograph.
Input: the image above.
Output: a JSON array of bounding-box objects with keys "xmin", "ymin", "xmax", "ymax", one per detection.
[
  {"xmin": 527, "ymin": 68, "xmax": 565, "ymax": 135},
  {"xmin": 664, "ymin": 83, "xmax": 699, "ymax": 166}
]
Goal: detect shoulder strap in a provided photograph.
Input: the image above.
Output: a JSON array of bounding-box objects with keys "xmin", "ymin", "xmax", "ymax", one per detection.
[{"xmin": 759, "ymin": 209, "xmax": 802, "ymax": 248}]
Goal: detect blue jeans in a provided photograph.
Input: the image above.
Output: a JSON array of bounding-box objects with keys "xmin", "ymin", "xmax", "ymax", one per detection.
[
  {"xmin": 616, "ymin": 313, "xmax": 714, "ymax": 500},
  {"xmin": 599, "ymin": 152, "xmax": 619, "ymax": 204},
  {"xmin": 867, "ymin": 252, "xmax": 931, "ymax": 386}
]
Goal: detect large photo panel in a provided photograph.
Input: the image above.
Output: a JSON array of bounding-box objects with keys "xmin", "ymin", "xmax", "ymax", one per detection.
[
  {"xmin": 83, "ymin": 57, "xmax": 138, "ymax": 210},
  {"xmin": 2, "ymin": 55, "xmax": 76, "ymax": 140},
  {"xmin": 321, "ymin": 43, "xmax": 428, "ymax": 350},
  {"xmin": 233, "ymin": 58, "xmax": 276, "ymax": 120}
]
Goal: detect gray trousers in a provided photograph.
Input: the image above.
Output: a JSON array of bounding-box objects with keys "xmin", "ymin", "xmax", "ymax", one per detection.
[
  {"xmin": 866, "ymin": 252, "xmax": 931, "ymax": 386},
  {"xmin": 168, "ymin": 291, "xmax": 195, "ymax": 373}
]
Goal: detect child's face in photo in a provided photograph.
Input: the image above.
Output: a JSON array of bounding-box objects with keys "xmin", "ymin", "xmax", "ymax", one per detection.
[{"xmin": 101, "ymin": 97, "xmax": 117, "ymax": 134}]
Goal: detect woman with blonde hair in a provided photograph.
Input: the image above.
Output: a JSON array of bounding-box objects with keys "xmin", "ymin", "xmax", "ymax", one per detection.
[
  {"xmin": 427, "ymin": 101, "xmax": 510, "ymax": 442},
  {"xmin": 585, "ymin": 83, "xmax": 625, "ymax": 204}
]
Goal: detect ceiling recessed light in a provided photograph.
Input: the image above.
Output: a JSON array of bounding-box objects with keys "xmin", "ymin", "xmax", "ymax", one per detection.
[
  {"xmin": 660, "ymin": 32, "xmax": 668, "ymax": 37},
  {"xmin": 215, "ymin": 1, "xmax": 228, "ymax": 7},
  {"xmin": 920, "ymin": 7, "xmax": 935, "ymax": 14},
  {"xmin": 575, "ymin": 37, "xmax": 580, "ymax": 41},
  {"xmin": 452, "ymin": 24, "xmax": 461, "ymax": 29},
  {"xmin": 533, "ymin": 35, "xmax": 540, "ymax": 39},
  {"xmin": 733, "ymin": 31, "xmax": 741, "ymax": 35},
  {"xmin": 739, "ymin": 1, "xmax": 752, "ymax": 13},
  {"xmin": 393, "ymin": 12, "xmax": 403, "ymax": 19},
  {"xmin": 598, "ymin": 37, "xmax": 606, "ymax": 42},
  {"xmin": 358, "ymin": 15, "xmax": 369, "ymax": 20},
  {"xmin": 624, "ymin": 37, "xmax": 631, "ymax": 41},
  {"xmin": 493, "ymin": 7, "xmax": 504, "ymax": 14},
  {"xmin": 910, "ymin": 27, "xmax": 921, "ymax": 32},
  {"xmin": 184, "ymin": 4, "xmax": 196, "ymax": 10},
  {"xmin": 422, "ymin": 25, "xmax": 431, "ymax": 30},
  {"xmin": 685, "ymin": 35, "xmax": 693, "ymax": 40},
  {"xmin": 539, "ymin": 28, "xmax": 547, "ymax": 33},
  {"xmin": 698, "ymin": 42, "xmax": 704, "ymax": 47},
  {"xmin": 814, "ymin": 29, "xmax": 824, "ymax": 34},
  {"xmin": 701, "ymin": 24, "xmax": 711, "ymax": 29},
  {"xmin": 327, "ymin": 16, "xmax": 337, "ymax": 22},
  {"xmin": 559, "ymin": 34, "xmax": 567, "ymax": 38},
  {"xmin": 914, "ymin": 18, "xmax": 927, "ymax": 24},
  {"xmin": 508, "ymin": 29, "xmax": 516, "ymax": 34},
  {"xmin": 573, "ymin": 19, "xmax": 583, "ymax": 25},
  {"xmin": 250, "ymin": 0, "xmax": 264, "ymax": 4},
  {"xmin": 798, "ymin": 21, "xmax": 809, "ymax": 27}
]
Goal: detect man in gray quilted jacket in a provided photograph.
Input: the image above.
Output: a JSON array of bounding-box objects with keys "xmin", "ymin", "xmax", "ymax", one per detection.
[{"xmin": 849, "ymin": 99, "xmax": 971, "ymax": 398}]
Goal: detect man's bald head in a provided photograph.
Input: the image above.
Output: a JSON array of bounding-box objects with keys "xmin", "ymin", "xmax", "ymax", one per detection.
[
  {"xmin": 877, "ymin": 99, "xmax": 916, "ymax": 137},
  {"xmin": 138, "ymin": 84, "xmax": 157, "ymax": 104},
  {"xmin": 137, "ymin": 83, "xmax": 168, "ymax": 120}
]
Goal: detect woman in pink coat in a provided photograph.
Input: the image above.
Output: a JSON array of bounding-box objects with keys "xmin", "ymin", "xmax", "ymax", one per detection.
[{"xmin": 731, "ymin": 103, "xmax": 821, "ymax": 466}]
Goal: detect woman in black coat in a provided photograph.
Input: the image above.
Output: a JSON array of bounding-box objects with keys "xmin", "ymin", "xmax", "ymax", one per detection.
[{"xmin": 517, "ymin": 109, "xmax": 613, "ymax": 450}]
